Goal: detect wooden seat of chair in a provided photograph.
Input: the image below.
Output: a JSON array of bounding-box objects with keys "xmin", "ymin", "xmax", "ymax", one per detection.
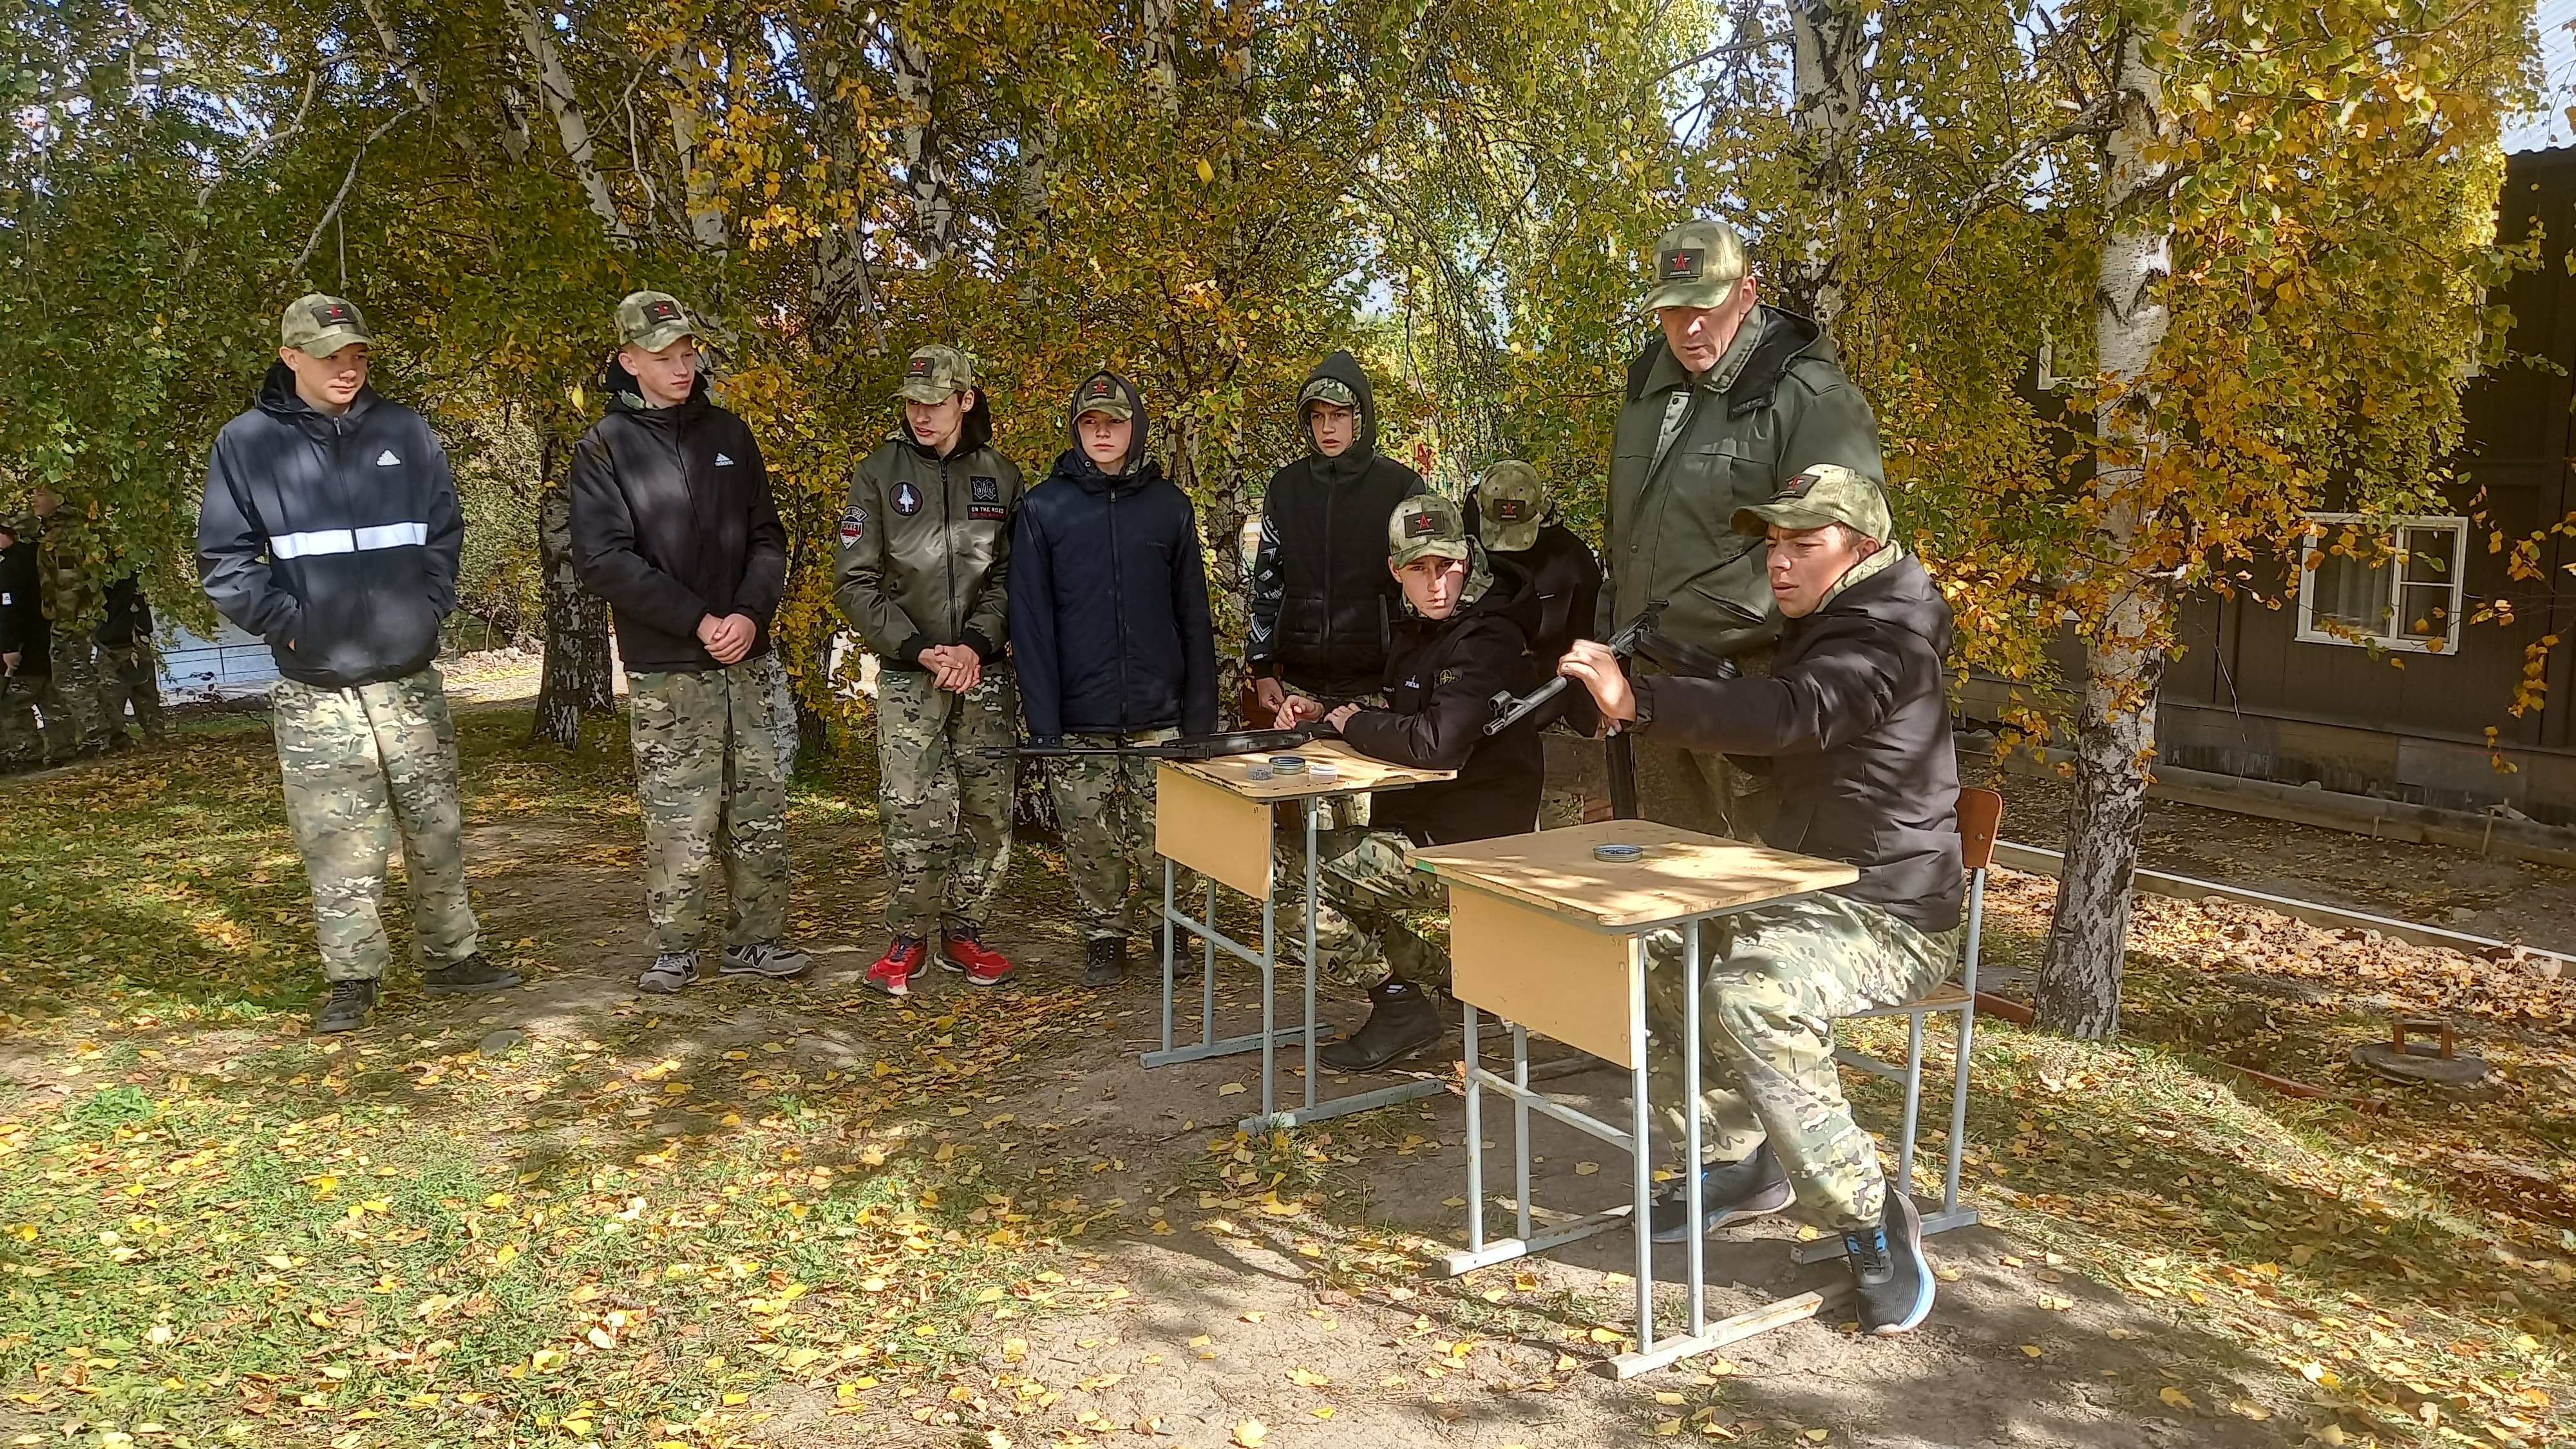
[{"xmin": 1846, "ymin": 980, "xmax": 1972, "ymax": 1019}]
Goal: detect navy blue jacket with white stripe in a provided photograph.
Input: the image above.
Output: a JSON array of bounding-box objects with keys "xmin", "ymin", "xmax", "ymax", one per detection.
[{"xmin": 197, "ymin": 363, "xmax": 464, "ymax": 690}]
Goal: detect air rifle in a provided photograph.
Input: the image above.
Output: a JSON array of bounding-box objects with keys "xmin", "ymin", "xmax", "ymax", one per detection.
[
  {"xmin": 980, "ymin": 723, "xmax": 1338, "ymax": 761},
  {"xmin": 1483, "ymin": 598, "xmax": 1669, "ymax": 737}
]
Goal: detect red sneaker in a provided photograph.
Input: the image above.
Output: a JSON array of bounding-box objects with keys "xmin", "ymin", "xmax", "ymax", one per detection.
[
  {"xmin": 865, "ymin": 936, "xmax": 926, "ymax": 998},
  {"xmin": 942, "ymin": 927, "xmax": 1016, "ymax": 987}
]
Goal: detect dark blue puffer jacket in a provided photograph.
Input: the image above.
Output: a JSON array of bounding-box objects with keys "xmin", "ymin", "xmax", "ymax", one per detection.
[{"xmin": 1007, "ymin": 372, "xmax": 1218, "ymax": 741}]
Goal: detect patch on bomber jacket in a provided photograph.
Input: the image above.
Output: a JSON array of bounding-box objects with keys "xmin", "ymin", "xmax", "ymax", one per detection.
[
  {"xmin": 892, "ymin": 482, "xmax": 923, "ymax": 516},
  {"xmin": 971, "ymin": 475, "xmax": 1001, "ymax": 504},
  {"xmin": 838, "ymin": 507, "xmax": 867, "ymax": 545}
]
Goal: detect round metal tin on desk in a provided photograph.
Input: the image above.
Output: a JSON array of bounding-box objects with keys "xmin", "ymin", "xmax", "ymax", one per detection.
[
  {"xmin": 1267, "ymin": 755, "xmax": 1310, "ymax": 776},
  {"xmin": 1593, "ymin": 842, "xmax": 1645, "ymax": 863},
  {"xmin": 1306, "ymin": 761, "xmax": 1339, "ymax": 781},
  {"xmin": 1245, "ymin": 761, "xmax": 1273, "ymax": 781}
]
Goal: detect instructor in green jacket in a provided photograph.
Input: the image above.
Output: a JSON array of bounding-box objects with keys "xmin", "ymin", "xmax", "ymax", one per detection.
[{"xmin": 1602, "ymin": 217, "xmax": 1886, "ymax": 840}]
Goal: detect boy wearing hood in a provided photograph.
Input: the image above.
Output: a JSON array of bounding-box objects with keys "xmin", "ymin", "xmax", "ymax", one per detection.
[
  {"xmin": 834, "ymin": 345, "xmax": 1025, "ymax": 996},
  {"xmin": 1008, "ymin": 373, "xmax": 1218, "ymax": 987},
  {"xmin": 1272, "ymin": 495, "xmax": 1545, "ymax": 1070},
  {"xmin": 1245, "ymin": 352, "xmax": 1427, "ymax": 714},
  {"xmin": 570, "ymin": 290, "xmax": 808, "ymax": 995},
  {"xmin": 198, "ymin": 294, "xmax": 518, "ymax": 1032},
  {"xmin": 1559, "ymin": 466, "xmax": 1961, "ymax": 1338}
]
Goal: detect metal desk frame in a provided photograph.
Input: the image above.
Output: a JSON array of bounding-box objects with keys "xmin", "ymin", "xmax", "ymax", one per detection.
[{"xmin": 1143, "ymin": 784, "xmax": 1446, "ymax": 1133}]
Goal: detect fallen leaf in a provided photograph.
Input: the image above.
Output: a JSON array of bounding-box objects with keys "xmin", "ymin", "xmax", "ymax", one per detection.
[
  {"xmin": 1233, "ymin": 1418, "xmax": 1267, "ymax": 1448},
  {"xmin": 1287, "ymin": 1367, "xmax": 1329, "ymax": 1387},
  {"xmin": 2229, "ymin": 1399, "xmax": 2272, "ymax": 1421},
  {"xmin": 1574, "ymin": 1161, "xmax": 1600, "ymax": 1176},
  {"xmin": 2020, "ymin": 1345, "xmax": 2043, "ymax": 1358},
  {"xmin": 2159, "ymin": 1386, "xmax": 2195, "ymax": 1411},
  {"xmin": 1217, "ymin": 1083, "xmax": 1246, "ymax": 1097}
]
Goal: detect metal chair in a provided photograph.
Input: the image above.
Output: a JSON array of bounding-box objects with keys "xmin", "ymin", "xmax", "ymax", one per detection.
[{"xmin": 1800, "ymin": 786, "xmax": 2001, "ymax": 1255}]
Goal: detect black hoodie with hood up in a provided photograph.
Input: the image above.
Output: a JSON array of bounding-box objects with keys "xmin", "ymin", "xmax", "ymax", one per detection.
[
  {"xmin": 568, "ymin": 361, "xmax": 790, "ymax": 674},
  {"xmin": 1008, "ymin": 372, "xmax": 1218, "ymax": 742},
  {"xmin": 1624, "ymin": 551, "xmax": 1962, "ymax": 933},
  {"xmin": 1245, "ymin": 352, "xmax": 1427, "ymax": 699},
  {"xmin": 198, "ymin": 363, "xmax": 464, "ymax": 689}
]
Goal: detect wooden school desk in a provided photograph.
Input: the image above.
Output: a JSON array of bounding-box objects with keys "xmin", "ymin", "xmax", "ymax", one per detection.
[
  {"xmin": 1145, "ymin": 739, "xmax": 1455, "ymax": 1130},
  {"xmin": 1411, "ymin": 819, "xmax": 1859, "ymax": 1377}
]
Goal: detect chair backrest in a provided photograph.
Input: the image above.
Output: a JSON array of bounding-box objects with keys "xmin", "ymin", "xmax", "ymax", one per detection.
[{"xmin": 1955, "ymin": 786, "xmax": 2003, "ymax": 873}]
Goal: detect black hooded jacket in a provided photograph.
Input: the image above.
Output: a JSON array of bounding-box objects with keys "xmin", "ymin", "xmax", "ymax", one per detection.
[
  {"xmin": 97, "ymin": 574, "xmax": 152, "ymax": 650},
  {"xmin": 1245, "ymin": 352, "xmax": 1427, "ymax": 698},
  {"xmin": 0, "ymin": 533, "xmax": 42, "ymax": 672},
  {"xmin": 1626, "ymin": 552, "xmax": 1963, "ymax": 933},
  {"xmin": 1009, "ymin": 373, "xmax": 1218, "ymax": 741},
  {"xmin": 569, "ymin": 363, "xmax": 789, "ymax": 674},
  {"xmin": 198, "ymin": 363, "xmax": 464, "ymax": 688},
  {"xmin": 1343, "ymin": 552, "xmax": 1546, "ymax": 848}
]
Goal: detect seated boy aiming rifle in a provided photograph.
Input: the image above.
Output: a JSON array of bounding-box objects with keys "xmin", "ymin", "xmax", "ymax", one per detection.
[{"xmin": 1272, "ymin": 494, "xmax": 1546, "ymax": 1070}]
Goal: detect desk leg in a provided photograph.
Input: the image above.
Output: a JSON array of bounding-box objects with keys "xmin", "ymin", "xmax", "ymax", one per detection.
[
  {"xmin": 1237, "ymin": 797, "xmax": 1440, "ymax": 1132},
  {"xmin": 1684, "ymin": 917, "xmax": 1705, "ymax": 1337},
  {"xmin": 1159, "ymin": 858, "xmax": 1177, "ymax": 1056},
  {"xmin": 1141, "ymin": 874, "xmax": 1321, "ymax": 1070},
  {"xmin": 1512, "ymin": 1025, "xmax": 1532, "ymax": 1244},
  {"xmin": 1629, "ymin": 950, "xmax": 1654, "ymax": 1357},
  {"xmin": 1463, "ymin": 1004, "xmax": 1484, "ymax": 1255},
  {"xmin": 1303, "ymin": 797, "xmax": 1320, "ymax": 1113},
  {"xmin": 1260, "ymin": 884, "xmax": 1278, "ymax": 1122}
]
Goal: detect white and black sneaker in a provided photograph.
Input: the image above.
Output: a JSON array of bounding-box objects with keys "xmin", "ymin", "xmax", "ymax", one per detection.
[
  {"xmin": 1845, "ymin": 1182, "xmax": 1935, "ymax": 1336},
  {"xmin": 1649, "ymin": 1143, "xmax": 1794, "ymax": 1242},
  {"xmin": 639, "ymin": 950, "xmax": 699, "ymax": 994},
  {"xmin": 721, "ymin": 941, "xmax": 813, "ymax": 980}
]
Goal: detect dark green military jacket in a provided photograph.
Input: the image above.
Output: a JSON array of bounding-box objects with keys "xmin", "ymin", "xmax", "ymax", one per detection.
[
  {"xmin": 832, "ymin": 391, "xmax": 1025, "ymax": 671},
  {"xmin": 1601, "ymin": 306, "xmax": 1884, "ymax": 650}
]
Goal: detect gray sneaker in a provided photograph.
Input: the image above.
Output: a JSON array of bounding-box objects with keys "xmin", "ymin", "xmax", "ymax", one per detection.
[
  {"xmin": 639, "ymin": 951, "xmax": 699, "ymax": 994},
  {"xmin": 721, "ymin": 940, "xmax": 812, "ymax": 980}
]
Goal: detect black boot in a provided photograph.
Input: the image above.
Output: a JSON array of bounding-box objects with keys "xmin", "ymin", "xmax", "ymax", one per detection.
[
  {"xmin": 1083, "ymin": 936, "xmax": 1128, "ymax": 988},
  {"xmin": 316, "ymin": 980, "xmax": 379, "ymax": 1034},
  {"xmin": 1649, "ymin": 1142, "xmax": 1794, "ymax": 1242},
  {"xmin": 423, "ymin": 953, "xmax": 524, "ymax": 993},
  {"xmin": 1319, "ymin": 978, "xmax": 1444, "ymax": 1072}
]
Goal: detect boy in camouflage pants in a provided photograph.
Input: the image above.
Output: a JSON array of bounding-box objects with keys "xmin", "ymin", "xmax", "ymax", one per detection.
[
  {"xmin": 570, "ymin": 291, "xmax": 808, "ymax": 993},
  {"xmin": 1007, "ymin": 372, "xmax": 1217, "ymax": 986},
  {"xmin": 198, "ymin": 294, "xmax": 517, "ymax": 1032},
  {"xmin": 835, "ymin": 346, "xmax": 1025, "ymax": 995},
  {"xmin": 1558, "ymin": 466, "xmax": 1962, "ymax": 1336},
  {"xmin": 1273, "ymin": 494, "xmax": 1547, "ymax": 1070}
]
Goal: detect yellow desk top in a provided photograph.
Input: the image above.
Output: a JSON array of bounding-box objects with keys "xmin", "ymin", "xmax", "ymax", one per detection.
[
  {"xmin": 1411, "ymin": 820, "xmax": 1858, "ymax": 931},
  {"xmin": 1166, "ymin": 738, "xmax": 1454, "ymax": 801}
]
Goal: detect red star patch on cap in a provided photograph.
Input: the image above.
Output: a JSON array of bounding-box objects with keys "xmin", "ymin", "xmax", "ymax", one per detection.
[{"xmin": 1661, "ymin": 247, "xmax": 1703, "ymax": 280}]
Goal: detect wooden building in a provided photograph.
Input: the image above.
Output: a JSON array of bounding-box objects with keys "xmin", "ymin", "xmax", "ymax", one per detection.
[{"xmin": 1964, "ymin": 145, "xmax": 2576, "ymax": 826}]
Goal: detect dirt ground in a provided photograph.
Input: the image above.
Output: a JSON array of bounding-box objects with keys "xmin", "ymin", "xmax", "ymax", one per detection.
[
  {"xmin": 388, "ymin": 669, "xmax": 2306, "ymax": 1448},
  {"xmin": 1959, "ymin": 758, "xmax": 2576, "ymax": 958},
  {"xmin": 13, "ymin": 663, "xmax": 2559, "ymax": 1448}
]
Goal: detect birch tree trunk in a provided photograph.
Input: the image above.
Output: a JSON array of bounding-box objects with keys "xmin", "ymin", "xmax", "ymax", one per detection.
[
  {"xmin": 1141, "ymin": 0, "xmax": 1181, "ymax": 113},
  {"xmin": 667, "ymin": 43, "xmax": 726, "ymax": 254},
  {"xmin": 889, "ymin": 30, "xmax": 952, "ymax": 264},
  {"xmin": 2034, "ymin": 21, "xmax": 2177, "ymax": 1039},
  {"xmin": 1788, "ymin": 0, "xmax": 1866, "ymax": 330},
  {"xmin": 532, "ymin": 428, "xmax": 615, "ymax": 748},
  {"xmin": 506, "ymin": 0, "xmax": 633, "ymax": 243}
]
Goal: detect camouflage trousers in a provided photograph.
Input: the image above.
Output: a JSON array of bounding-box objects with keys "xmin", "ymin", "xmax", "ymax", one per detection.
[
  {"xmin": 875, "ymin": 665, "xmax": 1016, "ymax": 937},
  {"xmin": 94, "ymin": 642, "xmax": 165, "ymax": 743},
  {"xmin": 1, "ymin": 649, "xmax": 106, "ymax": 762},
  {"xmin": 1048, "ymin": 730, "xmax": 1200, "ymax": 942},
  {"xmin": 627, "ymin": 654, "xmax": 796, "ymax": 954},
  {"xmin": 271, "ymin": 668, "xmax": 482, "ymax": 983},
  {"xmin": 1645, "ymin": 893, "xmax": 1960, "ymax": 1229},
  {"xmin": 1632, "ymin": 656, "xmax": 1774, "ymax": 842},
  {"xmin": 1276, "ymin": 826, "xmax": 1452, "ymax": 995}
]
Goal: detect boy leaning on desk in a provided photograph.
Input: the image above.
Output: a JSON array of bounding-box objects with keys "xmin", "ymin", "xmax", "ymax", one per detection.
[
  {"xmin": 1558, "ymin": 463, "xmax": 1962, "ymax": 1336},
  {"xmin": 1271, "ymin": 493, "xmax": 1548, "ymax": 1072}
]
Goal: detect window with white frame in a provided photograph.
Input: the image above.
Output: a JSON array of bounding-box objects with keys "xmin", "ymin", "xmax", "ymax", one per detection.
[{"xmin": 2294, "ymin": 513, "xmax": 2467, "ymax": 654}]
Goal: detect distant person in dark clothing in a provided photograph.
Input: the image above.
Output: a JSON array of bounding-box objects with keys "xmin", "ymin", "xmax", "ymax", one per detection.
[
  {"xmin": 0, "ymin": 513, "xmax": 43, "ymax": 768},
  {"xmin": 94, "ymin": 573, "xmax": 166, "ymax": 748},
  {"xmin": 1468, "ymin": 459, "xmax": 1603, "ymax": 703},
  {"xmin": 1009, "ymin": 372, "xmax": 1217, "ymax": 987}
]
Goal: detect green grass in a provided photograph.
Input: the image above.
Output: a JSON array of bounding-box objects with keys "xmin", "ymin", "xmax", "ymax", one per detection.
[{"xmin": 0, "ymin": 710, "xmax": 1137, "ymax": 1449}]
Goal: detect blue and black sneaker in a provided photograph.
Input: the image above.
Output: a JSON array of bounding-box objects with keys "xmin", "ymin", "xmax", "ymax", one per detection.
[
  {"xmin": 1649, "ymin": 1143, "xmax": 1794, "ymax": 1242},
  {"xmin": 1844, "ymin": 1182, "xmax": 1934, "ymax": 1335}
]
